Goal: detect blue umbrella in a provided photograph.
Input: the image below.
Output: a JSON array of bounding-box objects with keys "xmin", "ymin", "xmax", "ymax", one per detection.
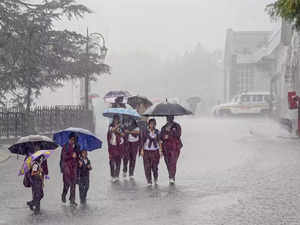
[
  {"xmin": 103, "ymin": 107, "xmax": 141, "ymax": 119},
  {"xmin": 53, "ymin": 127, "xmax": 102, "ymax": 152}
]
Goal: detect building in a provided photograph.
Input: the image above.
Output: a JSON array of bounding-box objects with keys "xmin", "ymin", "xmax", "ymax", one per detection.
[
  {"xmin": 224, "ymin": 29, "xmax": 273, "ymax": 101},
  {"xmin": 223, "ymin": 21, "xmax": 300, "ymax": 132}
]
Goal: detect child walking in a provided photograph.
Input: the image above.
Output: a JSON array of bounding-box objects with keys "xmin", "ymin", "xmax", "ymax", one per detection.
[
  {"xmin": 27, "ymin": 155, "xmax": 46, "ymax": 215},
  {"xmin": 141, "ymin": 118, "xmax": 163, "ymax": 186},
  {"xmin": 78, "ymin": 150, "xmax": 92, "ymax": 204},
  {"xmin": 107, "ymin": 115, "xmax": 125, "ymax": 182}
]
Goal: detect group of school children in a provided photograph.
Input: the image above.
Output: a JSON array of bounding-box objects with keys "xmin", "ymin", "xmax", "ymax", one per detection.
[
  {"xmin": 24, "ymin": 115, "xmax": 182, "ymax": 214},
  {"xmin": 107, "ymin": 114, "xmax": 182, "ymax": 186}
]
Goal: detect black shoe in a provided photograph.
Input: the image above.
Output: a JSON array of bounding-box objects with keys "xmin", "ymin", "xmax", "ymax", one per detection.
[
  {"xmin": 34, "ymin": 208, "xmax": 40, "ymax": 215},
  {"xmin": 80, "ymin": 199, "xmax": 86, "ymax": 205},
  {"xmin": 34, "ymin": 203, "xmax": 41, "ymax": 215},
  {"xmin": 61, "ymin": 195, "xmax": 66, "ymax": 203},
  {"xmin": 27, "ymin": 201, "xmax": 34, "ymax": 211},
  {"xmin": 70, "ymin": 201, "xmax": 78, "ymax": 207}
]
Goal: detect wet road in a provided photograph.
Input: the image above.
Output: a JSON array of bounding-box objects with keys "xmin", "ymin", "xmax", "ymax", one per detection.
[{"xmin": 1, "ymin": 117, "xmax": 300, "ymax": 225}]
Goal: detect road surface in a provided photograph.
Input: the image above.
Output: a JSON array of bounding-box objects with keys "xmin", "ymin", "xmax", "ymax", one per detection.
[{"xmin": 1, "ymin": 117, "xmax": 300, "ymax": 225}]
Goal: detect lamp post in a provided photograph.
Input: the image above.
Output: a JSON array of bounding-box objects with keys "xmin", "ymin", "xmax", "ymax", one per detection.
[{"xmin": 84, "ymin": 29, "xmax": 108, "ymax": 110}]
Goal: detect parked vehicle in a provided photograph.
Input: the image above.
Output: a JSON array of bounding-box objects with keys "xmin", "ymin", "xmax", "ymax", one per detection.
[{"xmin": 212, "ymin": 92, "xmax": 271, "ymax": 117}]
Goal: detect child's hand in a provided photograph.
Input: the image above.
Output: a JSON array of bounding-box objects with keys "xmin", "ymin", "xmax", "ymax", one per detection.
[
  {"xmin": 79, "ymin": 161, "xmax": 83, "ymax": 167},
  {"xmin": 72, "ymin": 152, "xmax": 77, "ymax": 158},
  {"xmin": 87, "ymin": 164, "xmax": 92, "ymax": 170}
]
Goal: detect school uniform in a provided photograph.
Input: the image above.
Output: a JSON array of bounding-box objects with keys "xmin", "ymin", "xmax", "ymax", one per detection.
[
  {"xmin": 107, "ymin": 125, "xmax": 124, "ymax": 178},
  {"xmin": 142, "ymin": 129, "xmax": 161, "ymax": 184},
  {"xmin": 78, "ymin": 158, "xmax": 91, "ymax": 204},
  {"xmin": 161, "ymin": 122, "xmax": 182, "ymax": 180},
  {"xmin": 61, "ymin": 143, "xmax": 78, "ymax": 204},
  {"xmin": 30, "ymin": 161, "xmax": 44, "ymax": 214},
  {"xmin": 123, "ymin": 127, "xmax": 140, "ymax": 176}
]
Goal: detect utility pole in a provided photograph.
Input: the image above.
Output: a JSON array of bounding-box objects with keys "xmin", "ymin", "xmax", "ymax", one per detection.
[{"xmin": 82, "ymin": 28, "xmax": 108, "ymax": 110}]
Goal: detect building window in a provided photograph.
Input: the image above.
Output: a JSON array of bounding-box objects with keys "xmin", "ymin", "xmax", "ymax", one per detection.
[{"xmin": 238, "ymin": 66, "xmax": 254, "ymax": 93}]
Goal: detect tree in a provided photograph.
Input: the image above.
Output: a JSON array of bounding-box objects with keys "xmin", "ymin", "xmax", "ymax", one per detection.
[
  {"xmin": 0, "ymin": 0, "xmax": 109, "ymax": 110},
  {"xmin": 267, "ymin": 0, "xmax": 300, "ymax": 29}
]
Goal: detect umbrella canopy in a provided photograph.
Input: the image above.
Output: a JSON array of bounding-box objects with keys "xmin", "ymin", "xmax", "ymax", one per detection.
[
  {"xmin": 104, "ymin": 90, "xmax": 131, "ymax": 103},
  {"xmin": 127, "ymin": 96, "xmax": 153, "ymax": 109},
  {"xmin": 143, "ymin": 102, "xmax": 193, "ymax": 117},
  {"xmin": 19, "ymin": 150, "xmax": 52, "ymax": 176},
  {"xmin": 53, "ymin": 127, "xmax": 102, "ymax": 152},
  {"xmin": 9, "ymin": 135, "xmax": 58, "ymax": 155},
  {"xmin": 103, "ymin": 108, "xmax": 141, "ymax": 119}
]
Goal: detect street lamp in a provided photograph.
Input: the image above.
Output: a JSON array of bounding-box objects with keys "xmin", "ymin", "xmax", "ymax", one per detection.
[{"xmin": 84, "ymin": 29, "xmax": 108, "ymax": 110}]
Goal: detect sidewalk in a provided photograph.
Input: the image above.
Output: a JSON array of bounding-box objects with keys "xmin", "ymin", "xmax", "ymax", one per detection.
[{"xmin": 0, "ymin": 145, "xmax": 11, "ymax": 163}]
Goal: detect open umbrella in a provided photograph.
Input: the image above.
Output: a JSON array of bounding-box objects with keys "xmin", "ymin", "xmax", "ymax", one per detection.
[
  {"xmin": 19, "ymin": 150, "xmax": 52, "ymax": 176},
  {"xmin": 104, "ymin": 90, "xmax": 131, "ymax": 103},
  {"xmin": 127, "ymin": 96, "xmax": 153, "ymax": 109},
  {"xmin": 143, "ymin": 101, "xmax": 193, "ymax": 117},
  {"xmin": 9, "ymin": 135, "xmax": 58, "ymax": 155},
  {"xmin": 103, "ymin": 107, "xmax": 141, "ymax": 120},
  {"xmin": 53, "ymin": 127, "xmax": 102, "ymax": 152}
]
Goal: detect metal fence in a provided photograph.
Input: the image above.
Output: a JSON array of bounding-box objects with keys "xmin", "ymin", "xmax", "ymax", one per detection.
[{"xmin": 0, "ymin": 105, "xmax": 95, "ymax": 138}]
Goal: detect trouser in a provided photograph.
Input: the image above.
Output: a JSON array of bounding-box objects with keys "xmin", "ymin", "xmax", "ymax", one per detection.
[
  {"xmin": 164, "ymin": 149, "xmax": 180, "ymax": 179},
  {"xmin": 109, "ymin": 146, "xmax": 122, "ymax": 178},
  {"xmin": 123, "ymin": 142, "xmax": 139, "ymax": 176},
  {"xmin": 79, "ymin": 176, "xmax": 89, "ymax": 203},
  {"xmin": 143, "ymin": 150, "xmax": 160, "ymax": 183},
  {"xmin": 110, "ymin": 156, "xmax": 121, "ymax": 178},
  {"xmin": 31, "ymin": 176, "xmax": 43, "ymax": 213},
  {"xmin": 62, "ymin": 181, "xmax": 76, "ymax": 203}
]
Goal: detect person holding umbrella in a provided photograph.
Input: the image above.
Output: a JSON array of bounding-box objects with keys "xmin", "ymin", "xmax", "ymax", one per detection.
[
  {"xmin": 27, "ymin": 154, "xmax": 49, "ymax": 214},
  {"xmin": 143, "ymin": 100, "xmax": 191, "ymax": 185},
  {"xmin": 160, "ymin": 115, "xmax": 183, "ymax": 185},
  {"xmin": 140, "ymin": 118, "xmax": 162, "ymax": 186},
  {"xmin": 53, "ymin": 127, "xmax": 102, "ymax": 205},
  {"xmin": 8, "ymin": 135, "xmax": 58, "ymax": 212},
  {"xmin": 61, "ymin": 132, "xmax": 78, "ymax": 207},
  {"xmin": 107, "ymin": 115, "xmax": 125, "ymax": 182}
]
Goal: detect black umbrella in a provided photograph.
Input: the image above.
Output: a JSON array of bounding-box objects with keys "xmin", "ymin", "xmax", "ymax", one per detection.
[
  {"xmin": 127, "ymin": 96, "xmax": 153, "ymax": 109},
  {"xmin": 9, "ymin": 135, "xmax": 58, "ymax": 155},
  {"xmin": 143, "ymin": 101, "xmax": 192, "ymax": 117},
  {"xmin": 104, "ymin": 90, "xmax": 131, "ymax": 103}
]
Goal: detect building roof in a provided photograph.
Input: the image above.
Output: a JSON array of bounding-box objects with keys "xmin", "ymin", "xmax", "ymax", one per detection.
[
  {"xmin": 224, "ymin": 28, "xmax": 282, "ymax": 65},
  {"xmin": 231, "ymin": 30, "xmax": 271, "ymax": 56}
]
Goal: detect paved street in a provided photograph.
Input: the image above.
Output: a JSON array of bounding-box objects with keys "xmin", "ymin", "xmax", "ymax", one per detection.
[{"xmin": 1, "ymin": 117, "xmax": 300, "ymax": 225}]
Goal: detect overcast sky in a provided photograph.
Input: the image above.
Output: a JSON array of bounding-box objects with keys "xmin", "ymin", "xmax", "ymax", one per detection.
[
  {"xmin": 57, "ymin": 0, "xmax": 277, "ymax": 58},
  {"xmin": 39, "ymin": 0, "xmax": 278, "ymax": 105}
]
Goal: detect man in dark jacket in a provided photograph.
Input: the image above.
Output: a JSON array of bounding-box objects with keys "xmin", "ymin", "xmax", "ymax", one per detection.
[{"xmin": 61, "ymin": 132, "xmax": 78, "ymax": 207}]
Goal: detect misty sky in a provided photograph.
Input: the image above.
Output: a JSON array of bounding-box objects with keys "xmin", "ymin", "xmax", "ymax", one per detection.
[
  {"xmin": 58, "ymin": 0, "xmax": 276, "ymax": 57},
  {"xmin": 39, "ymin": 0, "xmax": 278, "ymax": 105}
]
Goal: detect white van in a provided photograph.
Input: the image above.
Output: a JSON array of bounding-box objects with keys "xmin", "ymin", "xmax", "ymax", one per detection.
[{"xmin": 213, "ymin": 92, "xmax": 271, "ymax": 117}]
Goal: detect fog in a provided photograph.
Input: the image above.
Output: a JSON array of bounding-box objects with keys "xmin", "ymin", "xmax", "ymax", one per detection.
[{"xmin": 38, "ymin": 0, "xmax": 276, "ymax": 109}]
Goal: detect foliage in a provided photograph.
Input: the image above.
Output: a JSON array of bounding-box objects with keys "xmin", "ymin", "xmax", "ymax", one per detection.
[
  {"xmin": 0, "ymin": 0, "xmax": 109, "ymax": 109},
  {"xmin": 267, "ymin": 0, "xmax": 300, "ymax": 29}
]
